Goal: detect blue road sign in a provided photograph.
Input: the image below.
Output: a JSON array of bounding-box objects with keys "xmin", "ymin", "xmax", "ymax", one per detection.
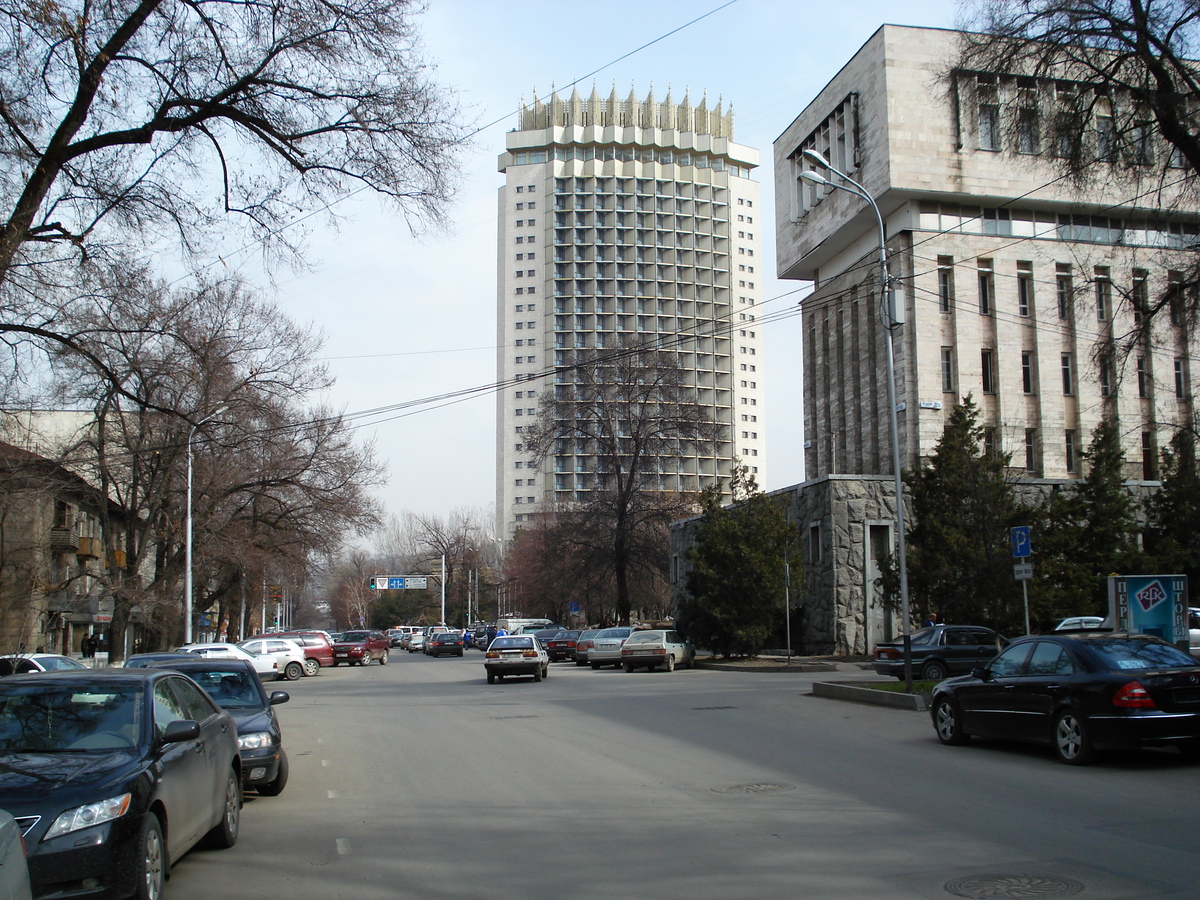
[
  {"xmin": 1011, "ymin": 526, "xmax": 1032, "ymax": 558},
  {"xmin": 389, "ymin": 577, "xmax": 405, "ymax": 590}
]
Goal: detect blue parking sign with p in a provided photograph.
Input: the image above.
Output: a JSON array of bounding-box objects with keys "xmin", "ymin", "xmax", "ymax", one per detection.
[{"xmin": 1011, "ymin": 526, "xmax": 1031, "ymax": 558}]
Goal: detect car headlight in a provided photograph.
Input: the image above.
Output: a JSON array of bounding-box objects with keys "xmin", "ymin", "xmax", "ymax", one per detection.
[
  {"xmin": 238, "ymin": 731, "xmax": 274, "ymax": 751},
  {"xmin": 45, "ymin": 793, "xmax": 131, "ymax": 840}
]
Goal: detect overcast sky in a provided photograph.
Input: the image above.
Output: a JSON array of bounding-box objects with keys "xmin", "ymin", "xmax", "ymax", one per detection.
[{"xmin": 234, "ymin": 0, "xmax": 962, "ymax": 526}]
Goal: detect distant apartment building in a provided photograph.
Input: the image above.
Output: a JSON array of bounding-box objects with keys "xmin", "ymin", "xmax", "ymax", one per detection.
[
  {"xmin": 775, "ymin": 24, "xmax": 1198, "ymax": 484},
  {"xmin": 496, "ymin": 87, "xmax": 765, "ymax": 536}
]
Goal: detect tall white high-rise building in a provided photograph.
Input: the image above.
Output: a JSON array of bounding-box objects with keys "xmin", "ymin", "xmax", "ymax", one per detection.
[{"xmin": 496, "ymin": 87, "xmax": 764, "ymax": 537}]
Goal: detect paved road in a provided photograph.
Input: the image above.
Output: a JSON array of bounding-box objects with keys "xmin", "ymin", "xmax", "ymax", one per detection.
[{"xmin": 165, "ymin": 651, "xmax": 1197, "ymax": 900}]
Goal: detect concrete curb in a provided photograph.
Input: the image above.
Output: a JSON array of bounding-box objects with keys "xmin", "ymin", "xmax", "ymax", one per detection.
[
  {"xmin": 812, "ymin": 680, "xmax": 929, "ymax": 711},
  {"xmin": 694, "ymin": 660, "xmax": 838, "ymax": 673}
]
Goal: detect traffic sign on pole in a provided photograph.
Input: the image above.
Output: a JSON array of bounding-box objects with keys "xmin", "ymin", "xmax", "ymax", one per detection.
[{"xmin": 1011, "ymin": 526, "xmax": 1032, "ymax": 558}]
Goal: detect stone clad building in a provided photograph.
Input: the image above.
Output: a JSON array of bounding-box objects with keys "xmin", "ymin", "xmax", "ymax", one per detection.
[{"xmin": 672, "ymin": 24, "xmax": 1199, "ymax": 655}]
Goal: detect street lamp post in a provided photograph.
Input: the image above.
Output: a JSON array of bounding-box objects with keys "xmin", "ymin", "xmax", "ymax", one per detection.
[
  {"xmin": 184, "ymin": 408, "xmax": 225, "ymax": 645},
  {"xmin": 799, "ymin": 150, "xmax": 913, "ymax": 690}
]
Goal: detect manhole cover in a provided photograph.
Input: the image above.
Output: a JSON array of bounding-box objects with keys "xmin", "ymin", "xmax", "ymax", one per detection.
[
  {"xmin": 944, "ymin": 875, "xmax": 1085, "ymax": 898},
  {"xmin": 711, "ymin": 782, "xmax": 796, "ymax": 794}
]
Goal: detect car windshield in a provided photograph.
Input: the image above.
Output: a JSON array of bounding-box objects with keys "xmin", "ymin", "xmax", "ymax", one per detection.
[
  {"xmin": 597, "ymin": 628, "xmax": 633, "ymax": 638},
  {"xmin": 340, "ymin": 632, "xmax": 370, "ymax": 642},
  {"xmin": 0, "ymin": 685, "xmax": 144, "ymax": 751},
  {"xmin": 37, "ymin": 656, "xmax": 86, "ymax": 671},
  {"xmin": 186, "ymin": 670, "xmax": 265, "ymax": 709},
  {"xmin": 908, "ymin": 628, "xmax": 936, "ymax": 645},
  {"xmin": 1089, "ymin": 639, "xmax": 1197, "ymax": 671},
  {"xmin": 491, "ymin": 638, "xmax": 533, "ymax": 650},
  {"xmin": 625, "ymin": 632, "xmax": 660, "ymax": 644}
]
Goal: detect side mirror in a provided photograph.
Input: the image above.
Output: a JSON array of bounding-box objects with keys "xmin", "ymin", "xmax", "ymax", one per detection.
[
  {"xmin": 160, "ymin": 719, "xmax": 201, "ymax": 744},
  {"xmin": 269, "ymin": 691, "xmax": 290, "ymax": 706},
  {"xmin": 971, "ymin": 666, "xmax": 990, "ymax": 682}
]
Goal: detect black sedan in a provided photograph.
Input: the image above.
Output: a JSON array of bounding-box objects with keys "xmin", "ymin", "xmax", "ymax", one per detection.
[
  {"xmin": 930, "ymin": 632, "xmax": 1200, "ymax": 765},
  {"xmin": 149, "ymin": 658, "xmax": 290, "ymax": 796},
  {"xmin": 544, "ymin": 630, "xmax": 581, "ymax": 662},
  {"xmin": 0, "ymin": 668, "xmax": 242, "ymax": 899},
  {"xmin": 428, "ymin": 633, "xmax": 465, "ymax": 657},
  {"xmin": 873, "ymin": 624, "xmax": 1008, "ymax": 681}
]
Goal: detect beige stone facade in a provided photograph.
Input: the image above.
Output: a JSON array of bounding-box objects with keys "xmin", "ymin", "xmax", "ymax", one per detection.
[
  {"xmin": 496, "ymin": 88, "xmax": 766, "ymax": 537},
  {"xmin": 774, "ymin": 24, "xmax": 1199, "ymax": 481}
]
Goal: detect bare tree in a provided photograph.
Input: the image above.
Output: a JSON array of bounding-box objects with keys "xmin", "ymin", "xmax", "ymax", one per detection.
[
  {"xmin": 522, "ymin": 344, "xmax": 722, "ymax": 625},
  {"xmin": 0, "ymin": 0, "xmax": 466, "ymax": 369}
]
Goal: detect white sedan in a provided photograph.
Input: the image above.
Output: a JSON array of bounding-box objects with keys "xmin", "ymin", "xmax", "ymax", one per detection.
[
  {"xmin": 176, "ymin": 642, "xmax": 280, "ymax": 680},
  {"xmin": 620, "ymin": 629, "xmax": 696, "ymax": 672},
  {"xmin": 483, "ymin": 635, "xmax": 550, "ymax": 684},
  {"xmin": 0, "ymin": 653, "xmax": 87, "ymax": 676},
  {"xmin": 239, "ymin": 637, "xmax": 308, "ymax": 681}
]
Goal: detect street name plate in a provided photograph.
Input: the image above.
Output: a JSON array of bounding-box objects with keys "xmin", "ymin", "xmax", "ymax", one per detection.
[{"xmin": 1013, "ymin": 563, "xmax": 1034, "ymax": 581}]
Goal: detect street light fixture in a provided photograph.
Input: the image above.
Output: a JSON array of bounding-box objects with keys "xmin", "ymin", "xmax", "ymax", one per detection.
[
  {"xmin": 799, "ymin": 149, "xmax": 914, "ymax": 690},
  {"xmin": 184, "ymin": 407, "xmax": 226, "ymax": 645}
]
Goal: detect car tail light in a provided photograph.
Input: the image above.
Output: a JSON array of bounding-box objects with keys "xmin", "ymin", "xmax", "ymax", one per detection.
[
  {"xmin": 522, "ymin": 650, "xmax": 537, "ymax": 658},
  {"xmin": 1113, "ymin": 680, "xmax": 1157, "ymax": 709},
  {"xmin": 485, "ymin": 651, "xmax": 499, "ymax": 659}
]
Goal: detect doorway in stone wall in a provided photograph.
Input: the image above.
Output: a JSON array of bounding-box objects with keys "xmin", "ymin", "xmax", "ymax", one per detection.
[{"xmin": 865, "ymin": 523, "xmax": 893, "ymax": 648}]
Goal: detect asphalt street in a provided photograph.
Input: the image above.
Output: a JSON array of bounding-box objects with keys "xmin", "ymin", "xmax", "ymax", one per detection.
[{"xmin": 163, "ymin": 650, "xmax": 1198, "ymax": 900}]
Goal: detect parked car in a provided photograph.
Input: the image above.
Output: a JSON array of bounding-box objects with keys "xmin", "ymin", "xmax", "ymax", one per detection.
[
  {"xmin": 252, "ymin": 630, "xmax": 335, "ymax": 676},
  {"xmin": 588, "ymin": 627, "xmax": 637, "ymax": 669},
  {"xmin": 0, "ymin": 653, "xmax": 86, "ymax": 676},
  {"xmin": 930, "ymin": 632, "xmax": 1200, "ymax": 764},
  {"xmin": 177, "ymin": 642, "xmax": 280, "ymax": 680},
  {"xmin": 332, "ymin": 630, "xmax": 390, "ymax": 666},
  {"xmin": 238, "ymin": 637, "xmax": 307, "ymax": 681},
  {"xmin": 386, "ymin": 628, "xmax": 417, "ymax": 648},
  {"xmin": 149, "ymin": 658, "xmax": 290, "ymax": 795},
  {"xmin": 872, "ymin": 625, "xmax": 1008, "ymax": 681},
  {"xmin": 1054, "ymin": 616, "xmax": 1105, "ymax": 632},
  {"xmin": 620, "ymin": 630, "xmax": 695, "ymax": 672},
  {"xmin": 0, "ymin": 668, "xmax": 242, "ymax": 899},
  {"xmin": 544, "ymin": 630, "xmax": 581, "ymax": 662},
  {"xmin": 573, "ymin": 630, "xmax": 600, "ymax": 666},
  {"xmin": 519, "ymin": 623, "xmax": 563, "ymax": 636},
  {"xmin": 483, "ymin": 635, "xmax": 550, "ymax": 683},
  {"xmin": 406, "ymin": 632, "xmax": 426, "ymax": 653},
  {"xmin": 428, "ymin": 633, "xmax": 465, "ymax": 657},
  {"xmin": 0, "ymin": 809, "xmax": 31, "ymax": 900},
  {"xmin": 1189, "ymin": 607, "xmax": 1200, "ymax": 658}
]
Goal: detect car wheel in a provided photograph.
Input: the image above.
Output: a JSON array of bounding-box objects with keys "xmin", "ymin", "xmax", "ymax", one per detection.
[
  {"xmin": 623, "ymin": 663, "xmax": 634, "ymax": 673},
  {"xmin": 920, "ymin": 660, "xmax": 947, "ymax": 681},
  {"xmin": 1054, "ymin": 710, "xmax": 1095, "ymax": 765},
  {"xmin": 533, "ymin": 666, "xmax": 542, "ymax": 682},
  {"xmin": 542, "ymin": 663, "xmax": 549, "ymax": 678},
  {"xmin": 487, "ymin": 672, "xmax": 495, "ymax": 684},
  {"xmin": 284, "ymin": 661, "xmax": 303, "ymax": 681},
  {"xmin": 380, "ymin": 651, "xmax": 389, "ymax": 666},
  {"xmin": 358, "ymin": 656, "xmax": 370, "ymax": 666},
  {"xmin": 933, "ymin": 696, "xmax": 970, "ymax": 745},
  {"xmin": 590, "ymin": 661, "xmax": 600, "ymax": 670},
  {"xmin": 303, "ymin": 659, "xmax": 320, "ymax": 677},
  {"xmin": 575, "ymin": 658, "xmax": 585, "ymax": 666},
  {"xmin": 332, "ymin": 660, "xmax": 340, "ymax": 666},
  {"xmin": 258, "ymin": 749, "xmax": 289, "ymax": 796},
  {"xmin": 133, "ymin": 813, "xmax": 165, "ymax": 900},
  {"xmin": 205, "ymin": 768, "xmax": 241, "ymax": 848},
  {"xmin": 665, "ymin": 654, "xmax": 675, "ymax": 672}
]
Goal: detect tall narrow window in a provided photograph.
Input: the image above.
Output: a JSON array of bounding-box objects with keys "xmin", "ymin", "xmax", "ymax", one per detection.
[
  {"xmin": 1176, "ymin": 359, "xmax": 1187, "ymax": 398},
  {"xmin": 1142, "ymin": 432, "xmax": 1157, "ymax": 480},
  {"xmin": 938, "ymin": 256, "xmax": 955, "ymax": 313},
  {"xmin": 1099, "ymin": 357, "xmax": 1112, "ymax": 398},
  {"xmin": 983, "ymin": 428, "xmax": 998, "ymax": 458},
  {"xmin": 1025, "ymin": 428, "xmax": 1040, "ymax": 475},
  {"xmin": 1056, "ymin": 264, "xmax": 1074, "ymax": 320},
  {"xmin": 1132, "ymin": 269, "xmax": 1149, "ymax": 324},
  {"xmin": 1022, "ymin": 351, "xmax": 1035, "ymax": 394},
  {"xmin": 1137, "ymin": 356, "xmax": 1149, "ymax": 398},
  {"xmin": 941, "ymin": 347, "xmax": 955, "ymax": 393},
  {"xmin": 981, "ymin": 349, "xmax": 996, "ymax": 394},
  {"xmin": 1017, "ymin": 262, "xmax": 1034, "ymax": 316},
  {"xmin": 1094, "ymin": 266, "xmax": 1111, "ymax": 321},
  {"xmin": 978, "ymin": 76, "xmax": 1000, "ymax": 150},
  {"xmin": 1168, "ymin": 271, "xmax": 1184, "ymax": 326},
  {"xmin": 1065, "ymin": 430, "xmax": 1078, "ymax": 473},
  {"xmin": 1017, "ymin": 79, "xmax": 1040, "ymax": 155},
  {"xmin": 1096, "ymin": 106, "xmax": 1115, "ymax": 162},
  {"xmin": 1061, "ymin": 354, "xmax": 1074, "ymax": 395},
  {"xmin": 978, "ymin": 259, "xmax": 994, "ymax": 316}
]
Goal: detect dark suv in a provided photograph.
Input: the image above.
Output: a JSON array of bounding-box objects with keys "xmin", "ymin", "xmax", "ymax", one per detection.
[
  {"xmin": 332, "ymin": 630, "xmax": 390, "ymax": 666},
  {"xmin": 428, "ymin": 632, "xmax": 465, "ymax": 657},
  {"xmin": 256, "ymin": 631, "xmax": 335, "ymax": 677},
  {"xmin": 872, "ymin": 624, "xmax": 1009, "ymax": 681}
]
